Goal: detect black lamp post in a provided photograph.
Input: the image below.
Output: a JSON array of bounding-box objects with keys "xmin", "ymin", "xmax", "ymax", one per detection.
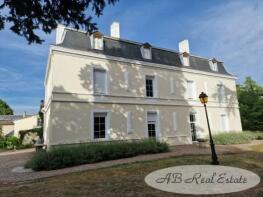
[{"xmin": 199, "ymin": 92, "xmax": 219, "ymax": 165}]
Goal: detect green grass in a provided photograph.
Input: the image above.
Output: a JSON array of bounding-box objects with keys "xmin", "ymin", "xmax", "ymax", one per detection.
[
  {"xmin": 25, "ymin": 139, "xmax": 169, "ymax": 171},
  {"xmin": 1, "ymin": 145, "xmax": 263, "ymax": 197},
  {"xmin": 213, "ymin": 131, "xmax": 263, "ymax": 145}
]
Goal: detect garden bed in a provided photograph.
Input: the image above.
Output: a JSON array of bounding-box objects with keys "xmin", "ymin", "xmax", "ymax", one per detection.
[{"xmin": 25, "ymin": 140, "xmax": 169, "ymax": 171}]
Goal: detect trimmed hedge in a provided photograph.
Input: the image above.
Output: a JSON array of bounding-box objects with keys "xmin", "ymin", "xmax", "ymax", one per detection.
[
  {"xmin": 25, "ymin": 139, "xmax": 169, "ymax": 171},
  {"xmin": 213, "ymin": 131, "xmax": 263, "ymax": 145}
]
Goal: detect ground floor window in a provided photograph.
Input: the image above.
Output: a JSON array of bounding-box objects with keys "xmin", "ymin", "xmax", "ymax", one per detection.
[
  {"xmin": 190, "ymin": 112, "xmax": 197, "ymax": 141},
  {"xmin": 94, "ymin": 112, "xmax": 107, "ymax": 139},
  {"xmin": 147, "ymin": 112, "xmax": 157, "ymax": 138}
]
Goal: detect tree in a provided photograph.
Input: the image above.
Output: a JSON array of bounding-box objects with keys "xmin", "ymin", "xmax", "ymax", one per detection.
[
  {"xmin": 237, "ymin": 77, "xmax": 263, "ymax": 131},
  {"xmin": 0, "ymin": 0, "xmax": 118, "ymax": 44},
  {"xmin": 0, "ymin": 99, "xmax": 13, "ymax": 115}
]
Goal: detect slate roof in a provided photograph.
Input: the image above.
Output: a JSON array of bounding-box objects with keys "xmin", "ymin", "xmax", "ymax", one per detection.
[
  {"xmin": 57, "ymin": 29, "xmax": 232, "ymax": 76},
  {"xmin": 0, "ymin": 115, "xmax": 32, "ymax": 124}
]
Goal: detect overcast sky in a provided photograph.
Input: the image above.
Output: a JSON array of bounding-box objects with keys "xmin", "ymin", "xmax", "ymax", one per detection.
[{"xmin": 0, "ymin": 0, "xmax": 262, "ymax": 114}]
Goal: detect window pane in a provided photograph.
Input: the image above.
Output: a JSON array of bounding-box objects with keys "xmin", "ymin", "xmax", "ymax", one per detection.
[
  {"xmin": 93, "ymin": 113, "xmax": 107, "ymax": 139},
  {"xmin": 146, "ymin": 78, "xmax": 154, "ymax": 97}
]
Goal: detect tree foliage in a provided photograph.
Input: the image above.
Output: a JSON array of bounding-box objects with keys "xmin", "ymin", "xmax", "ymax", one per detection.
[
  {"xmin": 0, "ymin": 99, "xmax": 13, "ymax": 115},
  {"xmin": 0, "ymin": 0, "xmax": 118, "ymax": 44},
  {"xmin": 237, "ymin": 77, "xmax": 263, "ymax": 131}
]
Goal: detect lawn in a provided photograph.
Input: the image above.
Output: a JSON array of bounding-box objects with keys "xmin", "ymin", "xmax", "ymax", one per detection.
[{"xmin": 0, "ymin": 146, "xmax": 262, "ymax": 197}]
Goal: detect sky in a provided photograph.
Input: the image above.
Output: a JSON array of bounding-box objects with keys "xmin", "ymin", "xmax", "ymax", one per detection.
[{"xmin": 0, "ymin": 0, "xmax": 263, "ymax": 115}]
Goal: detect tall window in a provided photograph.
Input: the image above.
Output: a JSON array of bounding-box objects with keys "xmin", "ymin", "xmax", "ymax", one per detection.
[
  {"xmin": 187, "ymin": 80, "xmax": 195, "ymax": 99},
  {"xmin": 217, "ymin": 84, "xmax": 225, "ymax": 103},
  {"xmin": 147, "ymin": 112, "xmax": 157, "ymax": 138},
  {"xmin": 190, "ymin": 112, "xmax": 197, "ymax": 141},
  {"xmin": 146, "ymin": 76, "xmax": 155, "ymax": 97},
  {"xmin": 93, "ymin": 69, "xmax": 106, "ymax": 94},
  {"xmin": 94, "ymin": 112, "xmax": 107, "ymax": 139}
]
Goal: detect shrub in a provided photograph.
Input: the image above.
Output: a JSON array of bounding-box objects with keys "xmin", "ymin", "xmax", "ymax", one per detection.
[
  {"xmin": 25, "ymin": 139, "xmax": 169, "ymax": 171},
  {"xmin": 213, "ymin": 131, "xmax": 263, "ymax": 145},
  {"xmin": 0, "ymin": 136, "xmax": 21, "ymax": 149}
]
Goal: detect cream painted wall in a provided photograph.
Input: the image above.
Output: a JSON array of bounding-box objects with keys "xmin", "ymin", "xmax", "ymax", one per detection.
[
  {"xmin": 49, "ymin": 51, "xmax": 238, "ymax": 106},
  {"xmin": 14, "ymin": 115, "xmax": 39, "ymax": 137},
  {"xmin": 46, "ymin": 102, "xmax": 242, "ymax": 147},
  {"xmin": 1, "ymin": 124, "xmax": 14, "ymax": 136},
  {"xmin": 44, "ymin": 48, "xmax": 242, "ymax": 147}
]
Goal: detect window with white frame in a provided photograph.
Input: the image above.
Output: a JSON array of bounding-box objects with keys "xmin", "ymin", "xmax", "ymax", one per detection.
[
  {"xmin": 94, "ymin": 37, "xmax": 103, "ymax": 50},
  {"xmin": 93, "ymin": 69, "xmax": 107, "ymax": 94},
  {"xmin": 187, "ymin": 80, "xmax": 195, "ymax": 99},
  {"xmin": 142, "ymin": 48, "xmax": 151, "ymax": 59},
  {"xmin": 93, "ymin": 112, "xmax": 108, "ymax": 139},
  {"xmin": 145, "ymin": 75, "xmax": 156, "ymax": 97},
  {"xmin": 190, "ymin": 112, "xmax": 197, "ymax": 141},
  {"xmin": 209, "ymin": 60, "xmax": 218, "ymax": 71},
  {"xmin": 147, "ymin": 112, "xmax": 157, "ymax": 138},
  {"xmin": 217, "ymin": 83, "xmax": 225, "ymax": 103},
  {"xmin": 180, "ymin": 52, "xmax": 190, "ymax": 66}
]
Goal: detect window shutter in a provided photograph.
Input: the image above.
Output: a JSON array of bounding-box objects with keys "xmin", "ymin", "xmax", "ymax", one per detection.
[
  {"xmin": 170, "ymin": 77, "xmax": 175, "ymax": 94},
  {"xmin": 173, "ymin": 112, "xmax": 177, "ymax": 131},
  {"xmin": 94, "ymin": 69, "xmax": 106, "ymax": 93},
  {"xmin": 204, "ymin": 82, "xmax": 208, "ymax": 95},
  {"xmin": 124, "ymin": 71, "xmax": 129, "ymax": 90},
  {"xmin": 187, "ymin": 81, "xmax": 194, "ymax": 99},
  {"xmin": 127, "ymin": 112, "xmax": 132, "ymax": 134}
]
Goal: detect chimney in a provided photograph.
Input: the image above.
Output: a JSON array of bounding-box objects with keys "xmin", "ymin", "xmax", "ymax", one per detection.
[
  {"xmin": 179, "ymin": 40, "xmax": 190, "ymax": 54},
  {"xmin": 56, "ymin": 24, "xmax": 66, "ymax": 44},
  {"xmin": 110, "ymin": 22, "xmax": 120, "ymax": 38}
]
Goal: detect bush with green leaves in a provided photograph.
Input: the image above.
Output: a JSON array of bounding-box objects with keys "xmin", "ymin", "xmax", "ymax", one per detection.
[
  {"xmin": 213, "ymin": 131, "xmax": 263, "ymax": 145},
  {"xmin": 25, "ymin": 140, "xmax": 169, "ymax": 171},
  {"xmin": 0, "ymin": 136, "xmax": 21, "ymax": 149}
]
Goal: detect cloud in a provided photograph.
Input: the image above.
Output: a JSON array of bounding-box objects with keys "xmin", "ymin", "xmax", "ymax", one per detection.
[{"xmin": 189, "ymin": 0, "xmax": 263, "ymax": 84}]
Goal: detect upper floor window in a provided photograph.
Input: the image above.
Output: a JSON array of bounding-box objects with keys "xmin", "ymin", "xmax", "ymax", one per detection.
[
  {"xmin": 180, "ymin": 52, "xmax": 190, "ymax": 66},
  {"xmin": 209, "ymin": 58, "xmax": 218, "ymax": 72},
  {"xmin": 93, "ymin": 69, "xmax": 107, "ymax": 94},
  {"xmin": 187, "ymin": 80, "xmax": 196, "ymax": 99},
  {"xmin": 92, "ymin": 31, "xmax": 104, "ymax": 50},
  {"xmin": 145, "ymin": 75, "xmax": 155, "ymax": 97},
  {"xmin": 141, "ymin": 42, "xmax": 152, "ymax": 60}
]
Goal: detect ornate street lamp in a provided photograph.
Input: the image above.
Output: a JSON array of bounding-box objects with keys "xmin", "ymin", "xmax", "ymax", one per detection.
[{"xmin": 199, "ymin": 92, "xmax": 219, "ymax": 165}]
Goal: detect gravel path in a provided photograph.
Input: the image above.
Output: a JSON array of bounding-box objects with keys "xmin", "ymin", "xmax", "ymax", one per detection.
[{"xmin": 0, "ymin": 141, "xmax": 261, "ymax": 185}]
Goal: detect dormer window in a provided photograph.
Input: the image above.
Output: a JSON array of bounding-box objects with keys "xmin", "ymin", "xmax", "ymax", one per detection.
[
  {"xmin": 92, "ymin": 31, "xmax": 104, "ymax": 50},
  {"xmin": 141, "ymin": 42, "xmax": 152, "ymax": 60},
  {"xmin": 209, "ymin": 58, "xmax": 218, "ymax": 71},
  {"xmin": 180, "ymin": 51, "xmax": 190, "ymax": 66}
]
